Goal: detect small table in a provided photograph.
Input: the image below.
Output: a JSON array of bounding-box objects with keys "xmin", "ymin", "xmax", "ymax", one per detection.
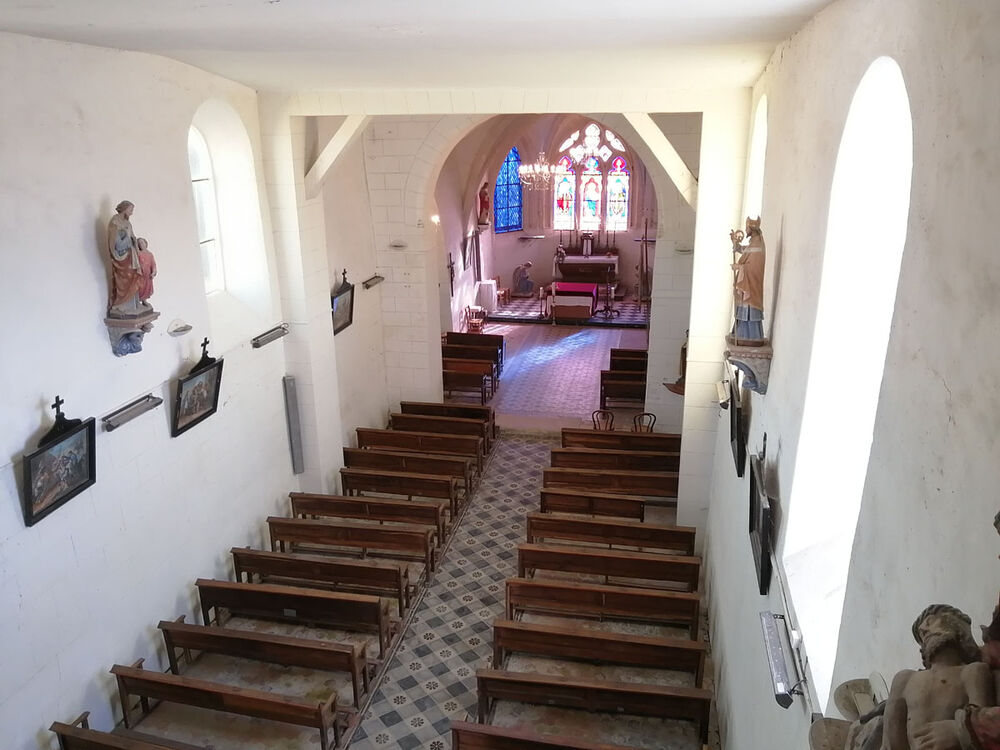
[{"xmin": 476, "ymin": 280, "xmax": 498, "ymax": 314}]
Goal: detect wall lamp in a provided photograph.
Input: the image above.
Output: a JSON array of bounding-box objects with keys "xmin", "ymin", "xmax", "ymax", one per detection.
[
  {"xmin": 717, "ymin": 380, "xmax": 730, "ymax": 409},
  {"xmin": 760, "ymin": 611, "xmax": 805, "ymax": 709},
  {"xmin": 101, "ymin": 394, "xmax": 163, "ymax": 432},
  {"xmin": 252, "ymin": 323, "xmax": 290, "ymax": 349},
  {"xmin": 362, "ymin": 274, "xmax": 385, "ymax": 289}
]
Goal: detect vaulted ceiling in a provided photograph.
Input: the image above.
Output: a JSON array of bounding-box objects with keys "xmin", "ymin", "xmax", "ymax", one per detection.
[{"xmin": 0, "ymin": 0, "xmax": 833, "ymax": 91}]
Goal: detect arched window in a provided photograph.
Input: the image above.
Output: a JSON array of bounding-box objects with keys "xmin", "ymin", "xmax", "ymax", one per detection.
[
  {"xmin": 187, "ymin": 127, "xmax": 224, "ymax": 294},
  {"xmin": 782, "ymin": 57, "xmax": 912, "ymax": 712},
  {"xmin": 605, "ymin": 157, "xmax": 630, "ymax": 231},
  {"xmin": 552, "ymin": 156, "xmax": 576, "ymax": 230},
  {"xmin": 579, "ymin": 156, "xmax": 603, "ymax": 231},
  {"xmin": 493, "ymin": 147, "xmax": 523, "ymax": 233}
]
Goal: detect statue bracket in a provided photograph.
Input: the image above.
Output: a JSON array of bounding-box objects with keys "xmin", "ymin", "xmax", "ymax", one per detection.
[
  {"xmin": 104, "ymin": 310, "xmax": 160, "ymax": 357},
  {"xmin": 726, "ymin": 337, "xmax": 773, "ymax": 395}
]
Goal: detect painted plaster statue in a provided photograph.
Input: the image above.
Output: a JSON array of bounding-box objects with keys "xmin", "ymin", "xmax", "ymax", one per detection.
[
  {"xmin": 512, "ymin": 261, "xmax": 535, "ymax": 296},
  {"xmin": 107, "ymin": 201, "xmax": 154, "ymax": 317},
  {"xmin": 478, "ymin": 181, "xmax": 490, "ymax": 224},
  {"xmin": 135, "ymin": 237, "xmax": 157, "ymax": 301},
  {"xmin": 730, "ymin": 216, "xmax": 766, "ymax": 342},
  {"xmin": 881, "ymin": 604, "xmax": 995, "ymax": 750}
]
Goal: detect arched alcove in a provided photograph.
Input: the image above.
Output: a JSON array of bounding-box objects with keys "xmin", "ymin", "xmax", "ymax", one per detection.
[
  {"xmin": 782, "ymin": 57, "xmax": 913, "ymax": 710},
  {"xmin": 744, "ymin": 95, "xmax": 768, "ymax": 220},
  {"xmin": 189, "ymin": 99, "xmax": 274, "ymax": 351}
]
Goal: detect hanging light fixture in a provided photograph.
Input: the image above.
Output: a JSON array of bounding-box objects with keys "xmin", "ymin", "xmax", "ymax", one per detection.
[{"xmin": 518, "ymin": 151, "xmax": 557, "ymax": 190}]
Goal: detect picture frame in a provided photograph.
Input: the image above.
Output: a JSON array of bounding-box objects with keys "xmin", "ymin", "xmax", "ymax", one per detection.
[
  {"xmin": 171, "ymin": 358, "xmax": 224, "ymax": 436},
  {"xmin": 748, "ymin": 452, "xmax": 774, "ymax": 596},
  {"xmin": 730, "ymin": 373, "xmax": 747, "ymax": 478},
  {"xmin": 22, "ymin": 417, "xmax": 96, "ymax": 526},
  {"xmin": 331, "ymin": 270, "xmax": 355, "ymax": 335}
]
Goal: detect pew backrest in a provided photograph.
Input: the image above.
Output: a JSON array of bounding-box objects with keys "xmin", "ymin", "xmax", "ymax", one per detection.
[
  {"xmin": 542, "ymin": 467, "xmax": 678, "ymax": 498},
  {"xmin": 539, "ymin": 488, "xmax": 645, "ymax": 520},
  {"xmin": 549, "ymin": 447, "xmax": 680, "ymax": 473},
  {"xmin": 525, "ymin": 512, "xmax": 697, "ymax": 555},
  {"xmin": 517, "ymin": 543, "xmax": 701, "ymax": 592},
  {"xmin": 561, "ymin": 428, "xmax": 681, "ymax": 452}
]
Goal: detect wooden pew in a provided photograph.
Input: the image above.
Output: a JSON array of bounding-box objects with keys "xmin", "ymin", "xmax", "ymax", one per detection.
[
  {"xmin": 517, "ymin": 544, "xmax": 701, "ymax": 592},
  {"xmin": 607, "ymin": 356, "xmax": 647, "ymax": 372},
  {"xmin": 441, "ymin": 344, "xmax": 502, "ymax": 383},
  {"xmin": 291, "ymin": 491, "xmax": 446, "ymax": 543},
  {"xmin": 111, "ymin": 660, "xmax": 340, "ymax": 749},
  {"xmin": 340, "ymin": 466, "xmax": 460, "ymax": 517},
  {"xmin": 445, "ymin": 331, "xmax": 506, "ymax": 373},
  {"xmin": 158, "ymin": 615, "xmax": 369, "ymax": 707},
  {"xmin": 505, "ymin": 578, "xmax": 701, "ymax": 640},
  {"xmin": 539, "ymin": 488, "xmax": 645, "ymax": 521},
  {"xmin": 196, "ymin": 578, "xmax": 390, "ymax": 658},
  {"xmin": 450, "ymin": 720, "xmax": 637, "ymax": 750},
  {"xmin": 525, "ymin": 512, "xmax": 697, "ymax": 555},
  {"xmin": 400, "ymin": 401, "xmax": 498, "ymax": 441},
  {"xmin": 342, "ymin": 448, "xmax": 473, "ymax": 501},
  {"xmin": 550, "ymin": 447, "xmax": 680, "ymax": 473},
  {"xmin": 476, "ymin": 670, "xmax": 711, "ymax": 744},
  {"xmin": 231, "ymin": 546, "xmax": 410, "ymax": 615},
  {"xmin": 389, "ymin": 413, "xmax": 492, "ymax": 454},
  {"xmin": 269, "ymin": 515, "xmax": 436, "ymax": 574},
  {"xmin": 609, "ymin": 347, "xmax": 647, "ymax": 360},
  {"xmin": 50, "ymin": 712, "xmax": 205, "ymax": 750},
  {"xmin": 443, "ymin": 359, "xmax": 496, "ymax": 396},
  {"xmin": 491, "ymin": 619, "xmax": 707, "ymax": 686},
  {"xmin": 561, "ymin": 428, "xmax": 681, "ymax": 453},
  {"xmin": 356, "ymin": 427, "xmax": 484, "ymax": 475},
  {"xmin": 443, "ymin": 370, "xmax": 491, "ymax": 405},
  {"xmin": 599, "ymin": 370, "xmax": 646, "ymax": 409},
  {"xmin": 543, "ymin": 467, "xmax": 678, "ymax": 498}
]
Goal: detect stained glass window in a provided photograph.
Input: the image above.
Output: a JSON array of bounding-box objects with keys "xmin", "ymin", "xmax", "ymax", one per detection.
[
  {"xmin": 493, "ymin": 147, "xmax": 523, "ymax": 233},
  {"xmin": 579, "ymin": 156, "xmax": 602, "ymax": 231},
  {"xmin": 552, "ymin": 156, "xmax": 576, "ymax": 230},
  {"xmin": 605, "ymin": 156, "xmax": 630, "ymax": 231}
]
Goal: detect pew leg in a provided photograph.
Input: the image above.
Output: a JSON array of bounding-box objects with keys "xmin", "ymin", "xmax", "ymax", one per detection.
[{"xmin": 114, "ymin": 676, "xmax": 133, "ymax": 728}]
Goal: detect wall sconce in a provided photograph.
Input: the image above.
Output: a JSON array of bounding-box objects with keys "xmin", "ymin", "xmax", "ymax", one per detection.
[
  {"xmin": 760, "ymin": 611, "xmax": 805, "ymax": 708},
  {"xmin": 430, "ymin": 214, "xmax": 441, "ymax": 225},
  {"xmin": 101, "ymin": 393, "xmax": 163, "ymax": 432},
  {"xmin": 362, "ymin": 274, "xmax": 385, "ymax": 290},
  {"xmin": 251, "ymin": 323, "xmax": 290, "ymax": 349},
  {"xmin": 717, "ymin": 381, "xmax": 730, "ymax": 408}
]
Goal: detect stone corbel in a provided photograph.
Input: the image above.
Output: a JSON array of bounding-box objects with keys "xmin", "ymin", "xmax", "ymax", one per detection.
[{"xmin": 726, "ymin": 337, "xmax": 773, "ymax": 395}]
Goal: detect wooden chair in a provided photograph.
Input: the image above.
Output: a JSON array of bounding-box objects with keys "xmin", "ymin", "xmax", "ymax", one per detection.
[
  {"xmin": 633, "ymin": 412, "xmax": 657, "ymax": 432},
  {"xmin": 592, "ymin": 409, "xmax": 614, "ymax": 431},
  {"xmin": 493, "ymin": 276, "xmax": 511, "ymax": 306},
  {"xmin": 465, "ymin": 305, "xmax": 486, "ymax": 333}
]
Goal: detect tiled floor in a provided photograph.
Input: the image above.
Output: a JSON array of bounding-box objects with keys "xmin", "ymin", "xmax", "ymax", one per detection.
[
  {"xmin": 488, "ymin": 296, "xmax": 649, "ymax": 328},
  {"xmin": 348, "ymin": 432, "xmax": 558, "ymax": 750}
]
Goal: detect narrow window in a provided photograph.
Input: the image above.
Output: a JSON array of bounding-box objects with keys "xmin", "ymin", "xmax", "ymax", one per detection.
[
  {"xmin": 605, "ymin": 156, "xmax": 630, "ymax": 231},
  {"xmin": 493, "ymin": 147, "xmax": 523, "ymax": 233},
  {"xmin": 187, "ymin": 127, "xmax": 224, "ymax": 294},
  {"xmin": 578, "ymin": 156, "xmax": 603, "ymax": 231},
  {"xmin": 552, "ymin": 156, "xmax": 576, "ymax": 231}
]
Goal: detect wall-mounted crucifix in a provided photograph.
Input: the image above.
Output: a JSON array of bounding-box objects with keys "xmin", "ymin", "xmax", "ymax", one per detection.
[{"xmin": 447, "ymin": 252, "xmax": 456, "ymax": 296}]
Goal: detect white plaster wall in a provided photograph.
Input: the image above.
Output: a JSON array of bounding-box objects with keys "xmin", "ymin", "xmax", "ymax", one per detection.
[
  {"xmin": 704, "ymin": 0, "xmax": 1000, "ymax": 747},
  {"xmin": 0, "ymin": 32, "xmax": 294, "ymax": 748},
  {"xmin": 322, "ymin": 137, "xmax": 391, "ymax": 445}
]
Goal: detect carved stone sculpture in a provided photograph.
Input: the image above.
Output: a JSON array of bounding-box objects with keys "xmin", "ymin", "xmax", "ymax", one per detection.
[
  {"xmin": 104, "ymin": 201, "xmax": 159, "ymax": 356},
  {"xmin": 725, "ymin": 216, "xmax": 772, "ymax": 393}
]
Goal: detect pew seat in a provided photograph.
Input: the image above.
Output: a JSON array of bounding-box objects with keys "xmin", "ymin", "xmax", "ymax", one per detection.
[
  {"xmin": 543, "ymin": 467, "xmax": 678, "ymax": 499},
  {"xmin": 444, "ymin": 370, "xmax": 492, "ymax": 404},
  {"xmin": 356, "ymin": 427, "xmax": 484, "ymax": 475},
  {"xmin": 343, "ymin": 448, "xmax": 473, "ymax": 500},
  {"xmin": 50, "ymin": 712, "xmax": 206, "ymax": 750},
  {"xmin": 400, "ymin": 400, "xmax": 498, "ymax": 440},
  {"xmin": 539, "ymin": 488, "xmax": 645, "ymax": 520},
  {"xmin": 291, "ymin": 491, "xmax": 447, "ymax": 543},
  {"xmin": 517, "ymin": 544, "xmax": 701, "ymax": 592},
  {"xmin": 525, "ymin": 512, "xmax": 697, "ymax": 555},
  {"xmin": 340, "ymin": 466, "xmax": 460, "ymax": 517}
]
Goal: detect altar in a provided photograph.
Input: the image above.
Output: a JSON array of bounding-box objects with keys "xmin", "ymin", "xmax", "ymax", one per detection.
[{"xmin": 557, "ymin": 254, "xmax": 619, "ymax": 284}]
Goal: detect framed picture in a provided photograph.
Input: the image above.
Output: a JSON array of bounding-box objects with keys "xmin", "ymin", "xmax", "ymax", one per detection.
[
  {"xmin": 730, "ymin": 374, "xmax": 746, "ymax": 478},
  {"xmin": 171, "ymin": 359, "xmax": 224, "ymax": 436},
  {"xmin": 22, "ymin": 417, "xmax": 96, "ymax": 526},
  {"xmin": 331, "ymin": 271, "xmax": 355, "ymax": 335},
  {"xmin": 748, "ymin": 452, "xmax": 774, "ymax": 595}
]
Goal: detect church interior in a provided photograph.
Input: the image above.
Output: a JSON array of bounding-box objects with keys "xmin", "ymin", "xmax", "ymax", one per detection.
[{"xmin": 2, "ymin": 0, "xmax": 998, "ymax": 748}]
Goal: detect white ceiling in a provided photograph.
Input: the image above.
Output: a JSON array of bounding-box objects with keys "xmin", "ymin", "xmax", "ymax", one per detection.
[{"xmin": 0, "ymin": 0, "xmax": 833, "ymax": 91}]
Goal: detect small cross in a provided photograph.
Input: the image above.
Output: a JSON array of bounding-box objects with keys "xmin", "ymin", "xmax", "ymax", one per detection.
[
  {"xmin": 51, "ymin": 395, "xmax": 65, "ymax": 418},
  {"xmin": 200, "ymin": 338, "xmax": 210, "ymax": 357}
]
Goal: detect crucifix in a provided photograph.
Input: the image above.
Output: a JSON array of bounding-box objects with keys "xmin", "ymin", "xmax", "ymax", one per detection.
[
  {"xmin": 447, "ymin": 253, "xmax": 456, "ymax": 296},
  {"xmin": 200, "ymin": 337, "xmax": 210, "ymax": 358},
  {"xmin": 51, "ymin": 395, "xmax": 65, "ymax": 419}
]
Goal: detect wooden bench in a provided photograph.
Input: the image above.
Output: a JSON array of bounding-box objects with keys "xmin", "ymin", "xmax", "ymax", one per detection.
[
  {"xmin": 450, "ymin": 720, "xmax": 637, "ymax": 750},
  {"xmin": 340, "ymin": 466, "xmax": 460, "ymax": 517},
  {"xmin": 356, "ymin": 427, "xmax": 484, "ymax": 475},
  {"xmin": 443, "ymin": 370, "xmax": 491, "ymax": 404},
  {"xmin": 111, "ymin": 660, "xmax": 340, "ymax": 750},
  {"xmin": 291, "ymin": 491, "xmax": 446, "ymax": 543},
  {"xmin": 517, "ymin": 544, "xmax": 701, "ymax": 592},
  {"xmin": 599, "ymin": 371, "xmax": 646, "ymax": 409},
  {"xmin": 196, "ymin": 578, "xmax": 390, "ymax": 658},
  {"xmin": 561, "ymin": 428, "xmax": 681, "ymax": 453},
  {"xmin": 607, "ymin": 356, "xmax": 647, "ymax": 372},
  {"xmin": 609, "ymin": 347, "xmax": 647, "ymax": 360},
  {"xmin": 443, "ymin": 359, "xmax": 495, "ymax": 397},
  {"xmin": 476, "ymin": 670, "xmax": 711, "ymax": 743},
  {"xmin": 505, "ymin": 578, "xmax": 701, "ymax": 639},
  {"xmin": 342, "ymin": 448, "xmax": 473, "ymax": 501},
  {"xmin": 543, "ymin": 467, "xmax": 678, "ymax": 498},
  {"xmin": 550, "ymin": 447, "xmax": 680, "ymax": 473},
  {"xmin": 525, "ymin": 513, "xmax": 696, "ymax": 555},
  {"xmin": 269, "ymin": 515, "xmax": 436, "ymax": 574},
  {"xmin": 441, "ymin": 344, "xmax": 503, "ymax": 385},
  {"xmin": 539, "ymin": 488, "xmax": 645, "ymax": 521},
  {"xmin": 232, "ymin": 546, "xmax": 410, "ymax": 615},
  {"xmin": 445, "ymin": 332, "xmax": 506, "ymax": 374},
  {"xmin": 158, "ymin": 615, "xmax": 369, "ymax": 707},
  {"xmin": 491, "ymin": 619, "xmax": 707, "ymax": 685},
  {"xmin": 389, "ymin": 413, "xmax": 492, "ymax": 454},
  {"xmin": 50, "ymin": 712, "xmax": 205, "ymax": 750},
  {"xmin": 400, "ymin": 401, "xmax": 498, "ymax": 440}
]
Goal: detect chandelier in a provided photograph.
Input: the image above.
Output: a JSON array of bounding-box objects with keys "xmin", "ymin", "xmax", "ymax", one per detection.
[{"xmin": 518, "ymin": 151, "xmax": 559, "ymax": 190}]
